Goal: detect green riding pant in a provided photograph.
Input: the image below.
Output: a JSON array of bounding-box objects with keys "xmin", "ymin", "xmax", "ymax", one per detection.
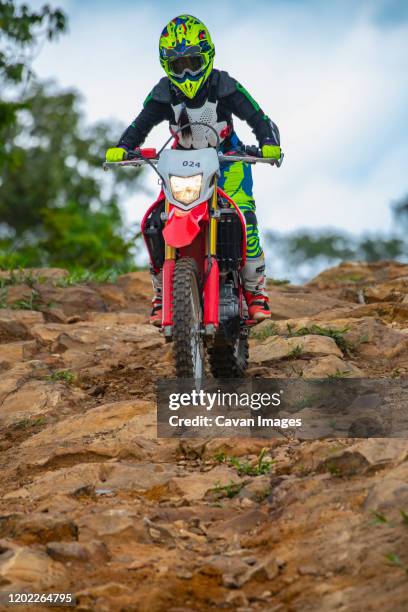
[{"xmin": 218, "ymin": 160, "xmax": 263, "ymax": 259}]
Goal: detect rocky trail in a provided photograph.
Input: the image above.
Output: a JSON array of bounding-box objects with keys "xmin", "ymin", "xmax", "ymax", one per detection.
[{"xmin": 0, "ymin": 261, "xmax": 408, "ymax": 611}]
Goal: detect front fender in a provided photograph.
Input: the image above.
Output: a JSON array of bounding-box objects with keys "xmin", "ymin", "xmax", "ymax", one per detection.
[{"xmin": 162, "ymin": 202, "xmax": 209, "ymax": 248}]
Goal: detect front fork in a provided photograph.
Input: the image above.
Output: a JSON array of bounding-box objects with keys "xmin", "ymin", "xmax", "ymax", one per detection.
[
  {"xmin": 203, "ymin": 179, "xmax": 219, "ymax": 335},
  {"xmin": 161, "ymin": 180, "xmax": 220, "ymax": 338},
  {"xmin": 162, "ymin": 198, "xmax": 176, "ymax": 338}
]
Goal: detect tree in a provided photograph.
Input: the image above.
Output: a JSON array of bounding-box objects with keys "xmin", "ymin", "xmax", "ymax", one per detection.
[
  {"xmin": 0, "ymin": 1, "xmax": 66, "ymax": 162},
  {"xmin": 264, "ymin": 227, "xmax": 407, "ymax": 283},
  {"xmin": 393, "ymin": 194, "xmax": 408, "ymax": 230},
  {"xmin": 0, "ymin": 81, "xmax": 141, "ymax": 269}
]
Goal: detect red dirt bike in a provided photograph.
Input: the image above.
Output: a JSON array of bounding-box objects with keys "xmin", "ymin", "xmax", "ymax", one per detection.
[{"xmin": 104, "ymin": 123, "xmax": 282, "ymax": 379}]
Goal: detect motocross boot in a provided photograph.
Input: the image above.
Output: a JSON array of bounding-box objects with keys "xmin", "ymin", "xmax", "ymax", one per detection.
[
  {"xmin": 242, "ymin": 254, "xmax": 271, "ymax": 322},
  {"xmin": 149, "ymin": 269, "xmax": 162, "ymax": 327}
]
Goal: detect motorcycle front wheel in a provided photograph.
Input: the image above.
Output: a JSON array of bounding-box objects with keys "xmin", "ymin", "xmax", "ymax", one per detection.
[
  {"xmin": 207, "ymin": 327, "xmax": 249, "ymax": 379},
  {"xmin": 173, "ymin": 257, "xmax": 205, "ymax": 379}
]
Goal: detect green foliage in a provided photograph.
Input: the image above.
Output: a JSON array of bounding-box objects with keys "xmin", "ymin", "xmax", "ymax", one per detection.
[
  {"xmin": 13, "ymin": 415, "xmax": 46, "ymax": 429},
  {"xmin": 326, "ymin": 370, "xmax": 350, "ymax": 379},
  {"xmin": 0, "ymin": 5, "xmax": 139, "ymax": 271},
  {"xmin": 287, "ymin": 324, "xmax": 351, "ymax": 354},
  {"xmin": 393, "ymin": 194, "xmax": 408, "ymax": 229},
  {"xmin": 251, "ymin": 322, "xmax": 279, "ymax": 341},
  {"xmin": 0, "ymin": 287, "xmax": 8, "ymax": 308},
  {"xmin": 229, "ymin": 448, "xmax": 274, "ymax": 476},
  {"xmin": 371, "ymin": 511, "xmax": 388, "ymax": 525},
  {"xmin": 384, "ymin": 552, "xmax": 404, "ymax": 568},
  {"xmin": 287, "ymin": 345, "xmax": 304, "ymax": 359},
  {"xmin": 0, "ymin": 1, "xmax": 66, "ymax": 160},
  {"xmin": 266, "ymin": 230, "xmax": 406, "ymax": 268},
  {"xmin": 269, "ymin": 278, "xmax": 290, "ymax": 286},
  {"xmin": 211, "ymin": 480, "xmax": 244, "ymax": 499},
  {"xmin": 0, "ymin": 268, "xmax": 40, "ymax": 287},
  {"xmin": 0, "ymin": 81, "xmax": 141, "ymax": 269},
  {"xmin": 46, "ymin": 369, "xmax": 75, "ymax": 384},
  {"xmin": 10, "ymin": 288, "xmax": 42, "ymax": 310},
  {"xmin": 0, "ymin": 286, "xmax": 47, "ymax": 310},
  {"xmin": 213, "ymin": 451, "xmax": 227, "ymax": 464},
  {"xmin": 264, "ymin": 226, "xmax": 407, "ymax": 283},
  {"xmin": 39, "ymin": 200, "xmax": 133, "ymax": 269},
  {"xmin": 213, "ymin": 448, "xmax": 274, "ymax": 477},
  {"xmin": 326, "ymin": 462, "xmax": 342, "ymax": 476},
  {"xmin": 55, "ymin": 265, "xmax": 138, "ymax": 287}
]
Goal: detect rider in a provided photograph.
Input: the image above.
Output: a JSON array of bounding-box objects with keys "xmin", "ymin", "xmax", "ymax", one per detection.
[{"xmin": 106, "ymin": 14, "xmax": 281, "ymax": 325}]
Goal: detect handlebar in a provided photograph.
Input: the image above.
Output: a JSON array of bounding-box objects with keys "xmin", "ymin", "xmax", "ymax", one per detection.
[{"xmin": 103, "ymin": 149, "xmax": 284, "ymax": 170}]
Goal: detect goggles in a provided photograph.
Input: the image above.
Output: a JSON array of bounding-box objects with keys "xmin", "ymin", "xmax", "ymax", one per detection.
[{"xmin": 168, "ymin": 54, "xmax": 205, "ymax": 78}]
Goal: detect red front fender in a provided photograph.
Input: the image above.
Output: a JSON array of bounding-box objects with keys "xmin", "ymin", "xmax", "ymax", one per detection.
[{"xmin": 162, "ymin": 202, "xmax": 209, "ymax": 248}]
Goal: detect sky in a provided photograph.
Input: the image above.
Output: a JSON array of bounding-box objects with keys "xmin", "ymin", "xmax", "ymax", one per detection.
[{"xmin": 28, "ymin": 0, "xmax": 408, "ymax": 239}]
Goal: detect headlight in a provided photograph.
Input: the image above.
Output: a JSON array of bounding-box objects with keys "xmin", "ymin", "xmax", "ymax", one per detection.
[{"xmin": 170, "ymin": 174, "xmax": 202, "ymax": 205}]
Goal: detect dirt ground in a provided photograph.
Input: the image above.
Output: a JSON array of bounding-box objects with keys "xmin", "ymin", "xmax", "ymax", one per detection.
[{"xmin": 0, "ymin": 261, "xmax": 407, "ymax": 611}]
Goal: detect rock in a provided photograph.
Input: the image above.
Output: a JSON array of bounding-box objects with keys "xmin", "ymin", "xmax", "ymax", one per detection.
[
  {"xmin": 0, "ymin": 541, "xmax": 66, "ymax": 588},
  {"xmin": 20, "ymin": 399, "xmax": 156, "ymax": 450},
  {"xmin": 318, "ymin": 440, "xmax": 408, "ymax": 476},
  {"xmin": 46, "ymin": 540, "xmax": 109, "ymax": 563},
  {"xmin": 5, "ymin": 285, "xmax": 38, "ymax": 308},
  {"xmin": 0, "ymin": 380, "xmax": 77, "ymax": 428},
  {"xmin": 252, "ymin": 334, "xmax": 342, "ymax": 364},
  {"xmin": 32, "ymin": 321, "xmax": 157, "ymax": 350},
  {"xmin": 116, "ymin": 271, "xmax": 152, "ymax": 300},
  {"xmin": 203, "ymin": 438, "xmax": 274, "ymax": 460},
  {"xmin": 87, "ymin": 312, "xmax": 146, "ymax": 325},
  {"xmin": 273, "ymin": 317, "xmax": 355, "ymax": 335},
  {"xmin": 364, "ymin": 478, "xmax": 408, "ymax": 514},
  {"xmin": 95, "ymin": 285, "xmax": 127, "ymax": 307},
  {"xmin": 364, "ymin": 279, "xmax": 408, "ymax": 303},
  {"xmin": 308, "ymin": 261, "xmax": 408, "ymax": 289},
  {"xmin": 4, "ymin": 464, "xmax": 102, "ymax": 500},
  {"xmin": 225, "ymin": 591, "xmax": 249, "ymax": 606},
  {"xmin": 168, "ymin": 466, "xmax": 242, "ymax": 502},
  {"xmin": 238, "ymin": 554, "xmax": 279, "ymax": 585},
  {"xmin": 298, "ymin": 565, "xmax": 322, "ymax": 576},
  {"xmin": 239, "ymin": 476, "xmax": 271, "ymax": 502},
  {"xmin": 100, "ymin": 461, "xmax": 177, "ymax": 493},
  {"xmin": 76, "ymin": 582, "xmax": 132, "ymax": 605},
  {"xmin": 6, "ymin": 458, "xmax": 175, "ymax": 501},
  {"xmin": 267, "ymin": 287, "xmax": 345, "ymax": 320},
  {"xmin": 344, "ymin": 318, "xmax": 408, "ymax": 358},
  {"xmin": 208, "ymin": 509, "xmax": 268, "ymax": 539},
  {"xmin": 0, "ymin": 513, "xmax": 78, "ymax": 544},
  {"xmin": 0, "ymin": 309, "xmax": 44, "ymax": 339},
  {"xmin": 392, "ymin": 302, "xmax": 408, "ymax": 323},
  {"xmin": 0, "ymin": 341, "xmax": 36, "ymax": 368},
  {"xmin": 78, "ymin": 508, "xmax": 145, "ymax": 542},
  {"xmin": 0, "ymin": 268, "xmax": 69, "ymax": 282},
  {"xmin": 199, "ymin": 554, "xmax": 250, "ymax": 588},
  {"xmin": 36, "ymin": 285, "xmax": 106, "ymax": 316},
  {"xmin": 302, "ymin": 355, "xmax": 363, "ymax": 378}
]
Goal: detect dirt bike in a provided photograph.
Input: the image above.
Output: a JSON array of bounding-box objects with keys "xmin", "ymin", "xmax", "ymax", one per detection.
[{"xmin": 104, "ymin": 123, "xmax": 282, "ymax": 379}]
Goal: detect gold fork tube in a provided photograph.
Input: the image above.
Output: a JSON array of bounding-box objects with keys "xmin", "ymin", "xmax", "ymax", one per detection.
[
  {"xmin": 164, "ymin": 198, "xmax": 176, "ymax": 260},
  {"xmin": 209, "ymin": 178, "xmax": 218, "ymax": 256}
]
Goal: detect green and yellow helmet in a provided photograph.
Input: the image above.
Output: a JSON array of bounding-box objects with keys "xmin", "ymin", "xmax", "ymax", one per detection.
[{"xmin": 159, "ymin": 15, "xmax": 215, "ymax": 99}]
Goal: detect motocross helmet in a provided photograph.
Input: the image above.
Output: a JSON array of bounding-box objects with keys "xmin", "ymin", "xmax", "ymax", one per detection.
[{"xmin": 159, "ymin": 15, "xmax": 215, "ymax": 99}]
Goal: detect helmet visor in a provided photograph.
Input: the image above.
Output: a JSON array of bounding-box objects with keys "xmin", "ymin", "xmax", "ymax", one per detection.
[{"xmin": 168, "ymin": 54, "xmax": 205, "ymax": 78}]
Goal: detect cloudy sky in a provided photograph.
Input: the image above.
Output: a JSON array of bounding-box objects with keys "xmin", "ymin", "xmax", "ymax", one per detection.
[{"xmin": 28, "ymin": 0, "xmax": 408, "ymax": 237}]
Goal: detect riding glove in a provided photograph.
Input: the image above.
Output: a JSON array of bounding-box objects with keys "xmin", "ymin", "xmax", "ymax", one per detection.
[
  {"xmin": 106, "ymin": 147, "xmax": 127, "ymax": 162},
  {"xmin": 261, "ymin": 144, "xmax": 281, "ymax": 160}
]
